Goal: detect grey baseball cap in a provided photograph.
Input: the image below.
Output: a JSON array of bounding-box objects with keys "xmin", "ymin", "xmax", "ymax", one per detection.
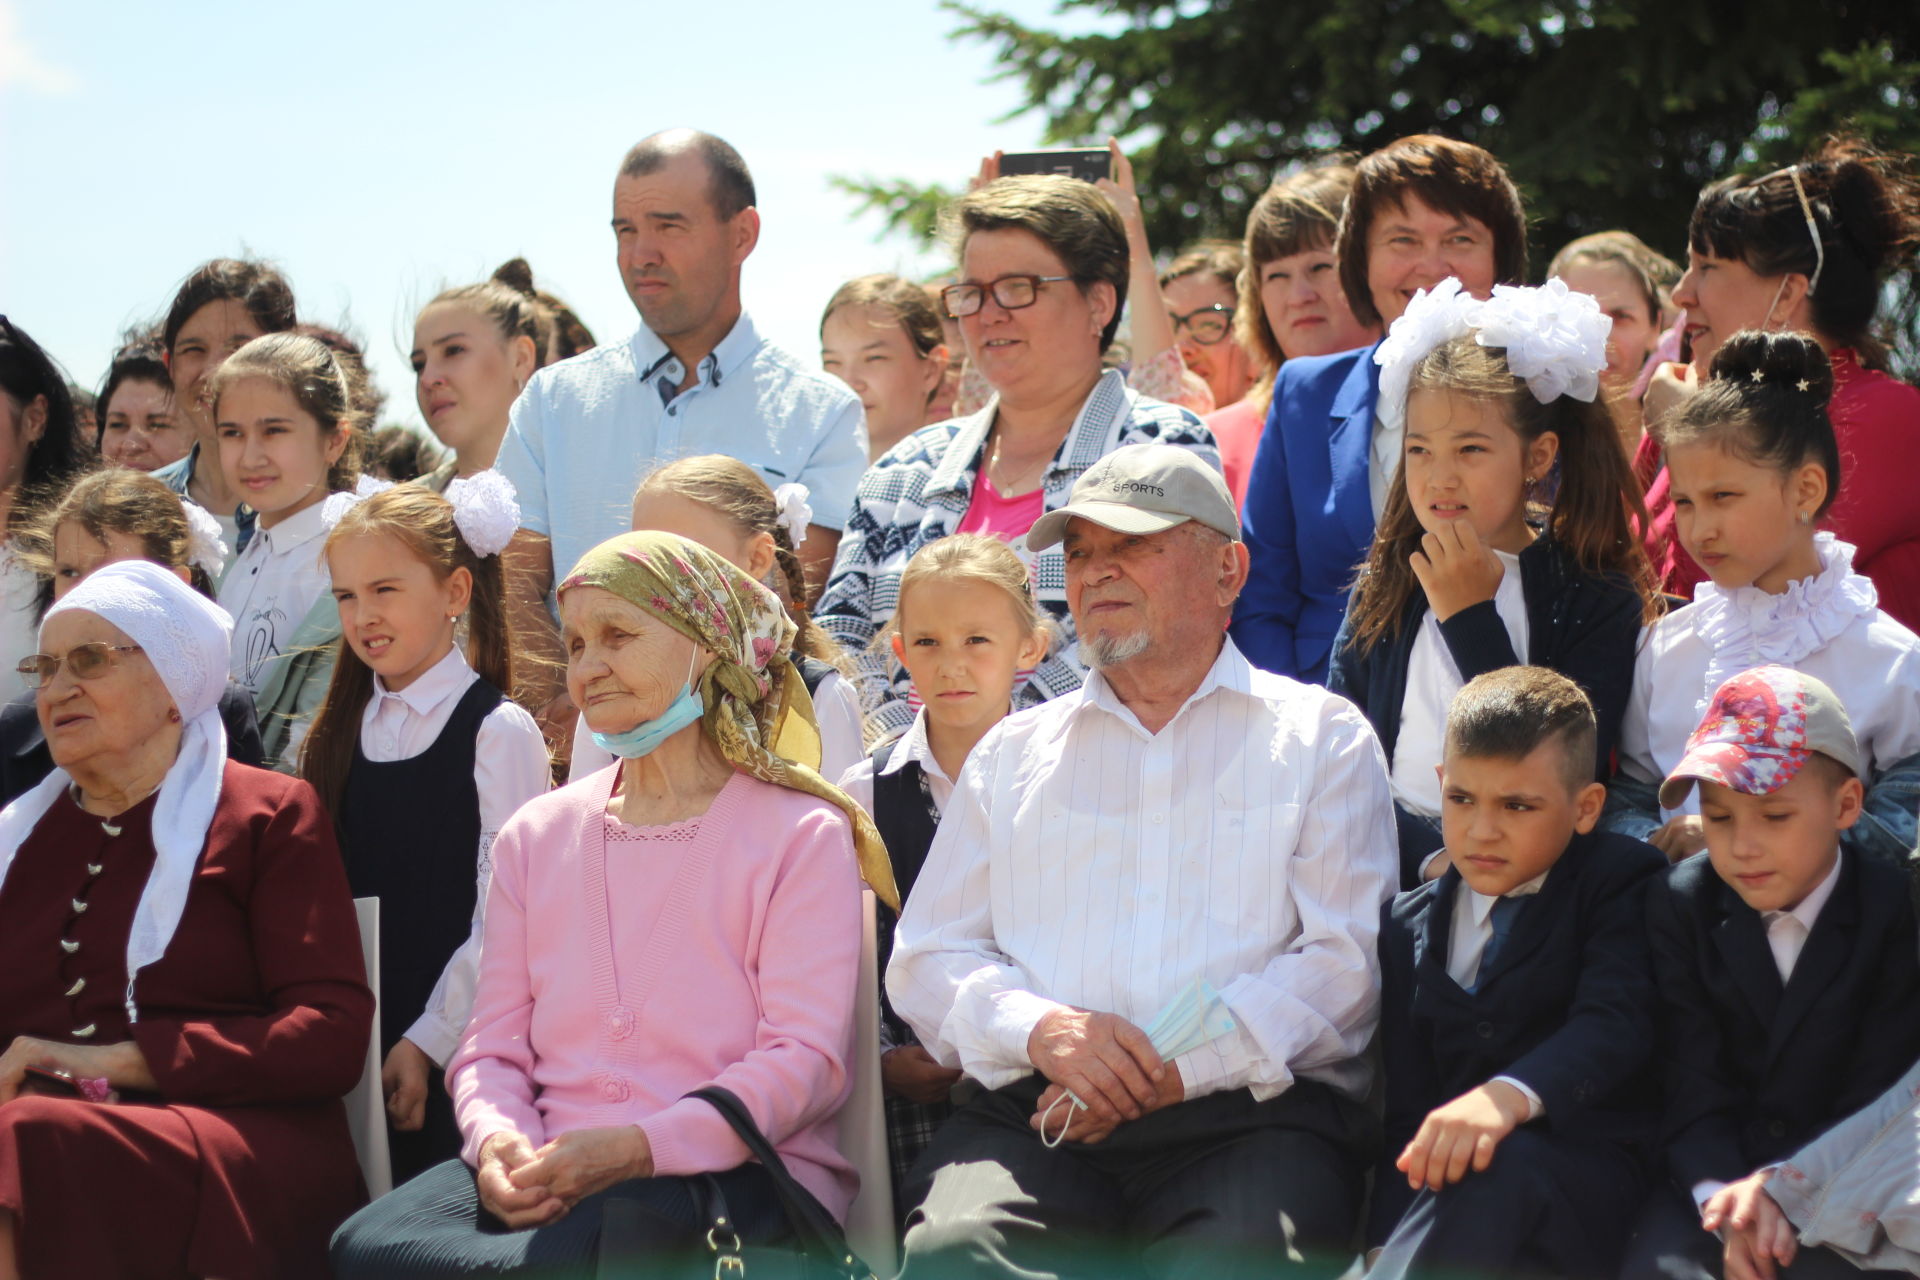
[{"xmin": 1026, "ymin": 444, "xmax": 1239, "ymax": 552}]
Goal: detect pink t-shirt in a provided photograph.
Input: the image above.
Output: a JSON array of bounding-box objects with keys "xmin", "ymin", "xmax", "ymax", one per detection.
[{"xmin": 957, "ymin": 472, "xmax": 1046, "ymax": 541}]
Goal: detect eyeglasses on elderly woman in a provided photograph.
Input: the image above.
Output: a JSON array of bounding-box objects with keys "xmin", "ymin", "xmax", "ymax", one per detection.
[
  {"xmin": 940, "ymin": 273, "xmax": 1074, "ymax": 319},
  {"xmin": 16, "ymin": 642, "xmax": 144, "ymax": 689}
]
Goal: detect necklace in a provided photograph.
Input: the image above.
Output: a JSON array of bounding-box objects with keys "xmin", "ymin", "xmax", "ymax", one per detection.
[{"xmin": 70, "ymin": 781, "xmax": 161, "ymax": 837}]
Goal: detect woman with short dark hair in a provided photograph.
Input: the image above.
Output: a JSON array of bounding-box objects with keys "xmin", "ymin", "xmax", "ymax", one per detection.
[
  {"xmin": 817, "ymin": 175, "xmax": 1219, "ymax": 735},
  {"xmin": 1232, "ymin": 135, "xmax": 1528, "ymax": 684}
]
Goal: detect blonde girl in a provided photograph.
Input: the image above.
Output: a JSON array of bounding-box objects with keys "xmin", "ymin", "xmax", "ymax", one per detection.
[{"xmin": 836, "ymin": 532, "xmax": 1050, "ymax": 1208}]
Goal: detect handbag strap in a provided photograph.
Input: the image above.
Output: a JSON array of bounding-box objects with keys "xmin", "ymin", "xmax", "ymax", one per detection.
[{"xmin": 685, "ymin": 1085, "xmax": 866, "ymax": 1276}]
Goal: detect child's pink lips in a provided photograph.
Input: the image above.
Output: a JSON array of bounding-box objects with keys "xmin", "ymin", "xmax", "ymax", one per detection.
[{"xmin": 935, "ymin": 690, "xmax": 976, "ymax": 700}]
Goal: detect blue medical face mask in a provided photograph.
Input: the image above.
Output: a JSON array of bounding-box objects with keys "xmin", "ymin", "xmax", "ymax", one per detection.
[
  {"xmin": 1039, "ymin": 980, "xmax": 1237, "ymax": 1148},
  {"xmin": 591, "ymin": 643, "xmax": 704, "ymax": 760}
]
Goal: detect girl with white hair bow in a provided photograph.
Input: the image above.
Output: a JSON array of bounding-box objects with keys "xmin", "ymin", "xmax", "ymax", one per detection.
[{"xmin": 0, "ymin": 559, "xmax": 372, "ymax": 1280}]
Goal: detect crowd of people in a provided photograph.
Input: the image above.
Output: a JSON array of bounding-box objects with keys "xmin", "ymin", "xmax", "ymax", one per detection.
[{"xmin": 0, "ymin": 120, "xmax": 1917, "ymax": 1280}]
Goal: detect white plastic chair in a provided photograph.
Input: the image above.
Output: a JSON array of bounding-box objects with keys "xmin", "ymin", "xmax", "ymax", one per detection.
[
  {"xmin": 346, "ymin": 897, "xmax": 393, "ymax": 1199},
  {"xmin": 838, "ymin": 889, "xmax": 898, "ymax": 1277}
]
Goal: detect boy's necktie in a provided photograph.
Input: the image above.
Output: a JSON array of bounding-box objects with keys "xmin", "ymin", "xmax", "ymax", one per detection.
[{"xmin": 1470, "ymin": 895, "xmax": 1526, "ymax": 993}]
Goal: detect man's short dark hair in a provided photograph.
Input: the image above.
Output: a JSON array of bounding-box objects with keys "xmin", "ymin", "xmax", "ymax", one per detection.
[
  {"xmin": 1444, "ymin": 667, "xmax": 1597, "ymax": 794},
  {"xmin": 618, "ymin": 129, "xmax": 756, "ymax": 221}
]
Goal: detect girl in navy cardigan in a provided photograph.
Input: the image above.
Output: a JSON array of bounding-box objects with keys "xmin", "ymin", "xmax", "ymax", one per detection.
[{"xmin": 1329, "ymin": 279, "xmax": 1661, "ymax": 887}]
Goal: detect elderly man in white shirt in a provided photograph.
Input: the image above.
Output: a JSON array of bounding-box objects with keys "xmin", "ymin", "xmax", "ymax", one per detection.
[{"xmin": 887, "ymin": 443, "xmax": 1398, "ymax": 1279}]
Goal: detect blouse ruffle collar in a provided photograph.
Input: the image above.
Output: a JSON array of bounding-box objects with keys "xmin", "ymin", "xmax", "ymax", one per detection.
[{"xmin": 1689, "ymin": 532, "xmax": 1878, "ymax": 714}]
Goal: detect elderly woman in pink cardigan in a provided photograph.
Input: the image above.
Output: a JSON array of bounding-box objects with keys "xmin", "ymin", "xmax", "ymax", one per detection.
[{"xmin": 331, "ymin": 532, "xmax": 899, "ymax": 1278}]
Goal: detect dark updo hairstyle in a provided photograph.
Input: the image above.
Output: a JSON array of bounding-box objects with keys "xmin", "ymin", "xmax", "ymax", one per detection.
[
  {"xmin": 0, "ymin": 316, "xmax": 87, "ymax": 528},
  {"xmin": 95, "ymin": 331, "xmax": 172, "ymax": 448},
  {"xmin": 1657, "ymin": 330, "xmax": 1842, "ymax": 519},
  {"xmin": 161, "ymin": 258, "xmax": 298, "ymax": 355},
  {"xmin": 1689, "ymin": 136, "xmax": 1920, "ymax": 370},
  {"xmin": 1336, "ymin": 135, "xmax": 1529, "ymax": 329},
  {"xmin": 491, "ymin": 258, "xmax": 595, "ymax": 367}
]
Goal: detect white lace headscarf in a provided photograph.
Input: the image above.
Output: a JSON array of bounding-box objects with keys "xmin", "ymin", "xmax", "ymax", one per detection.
[{"xmin": 0, "ymin": 560, "xmax": 233, "ymax": 1021}]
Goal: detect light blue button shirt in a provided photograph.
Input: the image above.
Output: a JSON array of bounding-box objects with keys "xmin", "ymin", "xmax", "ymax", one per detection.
[{"xmin": 497, "ymin": 310, "xmax": 868, "ymax": 586}]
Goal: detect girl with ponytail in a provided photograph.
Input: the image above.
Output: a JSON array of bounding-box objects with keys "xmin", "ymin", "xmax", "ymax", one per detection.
[
  {"xmin": 1615, "ymin": 329, "xmax": 1920, "ymax": 864},
  {"xmin": 1642, "ymin": 137, "xmax": 1920, "ymax": 620},
  {"xmin": 301, "ymin": 475, "xmax": 550, "ymax": 1184}
]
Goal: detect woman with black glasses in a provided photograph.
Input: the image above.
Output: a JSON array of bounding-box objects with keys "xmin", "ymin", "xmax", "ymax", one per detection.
[{"xmin": 815, "ymin": 174, "xmax": 1221, "ymax": 736}]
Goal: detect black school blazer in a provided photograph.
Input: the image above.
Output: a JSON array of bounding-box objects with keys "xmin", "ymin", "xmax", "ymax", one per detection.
[
  {"xmin": 1646, "ymin": 848, "xmax": 1920, "ymax": 1193},
  {"xmin": 1330, "ymin": 534, "xmax": 1644, "ymax": 770}
]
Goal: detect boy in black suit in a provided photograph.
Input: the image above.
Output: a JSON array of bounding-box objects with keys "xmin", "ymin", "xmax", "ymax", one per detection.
[
  {"xmin": 1370, "ymin": 667, "xmax": 1667, "ymax": 1279},
  {"xmin": 1622, "ymin": 665, "xmax": 1920, "ymax": 1280}
]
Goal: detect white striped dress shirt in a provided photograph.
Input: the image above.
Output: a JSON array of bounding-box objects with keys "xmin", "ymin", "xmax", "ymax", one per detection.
[{"xmin": 886, "ymin": 639, "xmax": 1398, "ymax": 1103}]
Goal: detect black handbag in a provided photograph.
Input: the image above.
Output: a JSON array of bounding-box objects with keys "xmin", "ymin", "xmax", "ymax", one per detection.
[{"xmin": 597, "ymin": 1085, "xmax": 876, "ymax": 1280}]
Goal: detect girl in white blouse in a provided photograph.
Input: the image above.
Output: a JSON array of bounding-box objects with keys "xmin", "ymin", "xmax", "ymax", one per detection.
[
  {"xmin": 300, "ymin": 477, "xmax": 550, "ymax": 1183},
  {"xmin": 211, "ymin": 333, "xmax": 359, "ymax": 769},
  {"xmin": 1614, "ymin": 332, "xmax": 1920, "ymax": 861}
]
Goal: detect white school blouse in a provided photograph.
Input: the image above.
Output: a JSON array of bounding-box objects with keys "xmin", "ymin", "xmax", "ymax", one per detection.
[
  {"xmin": 836, "ymin": 708, "xmax": 959, "ymax": 820},
  {"xmin": 360, "ymin": 646, "xmax": 551, "ymax": 1065},
  {"xmin": 1620, "ymin": 536, "xmax": 1920, "ymax": 815},
  {"xmin": 1391, "ymin": 548, "xmax": 1529, "ymax": 817},
  {"xmin": 218, "ymin": 502, "xmax": 332, "ymax": 694},
  {"xmin": 887, "ymin": 639, "xmax": 1398, "ymax": 1102}
]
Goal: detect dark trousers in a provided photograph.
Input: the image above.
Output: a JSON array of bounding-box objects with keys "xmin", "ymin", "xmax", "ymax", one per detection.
[
  {"xmin": 330, "ymin": 1157, "xmax": 790, "ymax": 1278},
  {"xmin": 897, "ymin": 1076, "xmax": 1375, "ymax": 1280},
  {"xmin": 1620, "ymin": 1187, "xmax": 1908, "ymax": 1280},
  {"xmin": 1371, "ymin": 1128, "xmax": 1647, "ymax": 1280}
]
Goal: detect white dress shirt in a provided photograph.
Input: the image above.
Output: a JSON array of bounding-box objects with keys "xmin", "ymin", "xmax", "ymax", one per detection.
[
  {"xmin": 360, "ymin": 647, "xmax": 551, "ymax": 1064},
  {"xmin": 567, "ymin": 665, "xmax": 865, "ymax": 785},
  {"xmin": 887, "ymin": 639, "xmax": 1398, "ymax": 1103},
  {"xmin": 1392, "ymin": 548, "xmax": 1529, "ymax": 817},
  {"xmin": 1369, "ymin": 412, "xmax": 1401, "ymax": 522},
  {"xmin": 836, "ymin": 708, "xmax": 960, "ymax": 819},
  {"xmin": 1762, "ymin": 853, "xmax": 1842, "ymax": 985},
  {"xmin": 218, "ymin": 502, "xmax": 332, "ymax": 694},
  {"xmin": 0, "ymin": 543, "xmax": 40, "ymax": 686}
]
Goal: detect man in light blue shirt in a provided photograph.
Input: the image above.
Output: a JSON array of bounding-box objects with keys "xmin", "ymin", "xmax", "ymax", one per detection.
[{"xmin": 499, "ymin": 128, "xmax": 867, "ymax": 731}]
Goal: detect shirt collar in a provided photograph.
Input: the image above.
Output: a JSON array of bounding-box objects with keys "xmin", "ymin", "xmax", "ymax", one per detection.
[
  {"xmin": 1768, "ymin": 852, "xmax": 1844, "ymax": 931},
  {"xmin": 1466, "ymin": 869, "xmax": 1550, "ymax": 927},
  {"xmin": 370, "ymin": 646, "xmax": 474, "ymax": 718},
  {"xmin": 881, "ymin": 708, "xmax": 957, "ymax": 785},
  {"xmin": 629, "ymin": 311, "xmax": 760, "ymax": 389},
  {"xmin": 1076, "ymin": 635, "xmax": 1248, "ymax": 738},
  {"xmin": 926, "ymin": 367, "xmax": 1131, "ymax": 499},
  {"xmin": 250, "ymin": 500, "xmax": 331, "ymax": 556}
]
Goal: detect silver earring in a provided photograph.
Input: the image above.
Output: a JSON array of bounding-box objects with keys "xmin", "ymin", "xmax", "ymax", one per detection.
[{"xmin": 1798, "ymin": 511, "xmax": 1813, "ymax": 526}]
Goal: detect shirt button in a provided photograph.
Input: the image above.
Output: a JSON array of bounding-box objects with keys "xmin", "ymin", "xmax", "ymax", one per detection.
[{"xmin": 1152, "ymin": 814, "xmax": 1165, "ymax": 825}]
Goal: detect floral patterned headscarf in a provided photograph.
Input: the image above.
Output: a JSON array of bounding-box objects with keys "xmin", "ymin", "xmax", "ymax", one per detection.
[{"xmin": 560, "ymin": 531, "xmax": 898, "ymax": 910}]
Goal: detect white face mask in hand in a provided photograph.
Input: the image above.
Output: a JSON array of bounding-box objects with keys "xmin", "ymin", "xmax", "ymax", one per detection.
[{"xmin": 1039, "ymin": 981, "xmax": 1237, "ymax": 1148}]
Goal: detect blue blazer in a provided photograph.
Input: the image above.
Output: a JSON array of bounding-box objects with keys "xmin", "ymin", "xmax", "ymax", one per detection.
[{"xmin": 1229, "ymin": 341, "xmax": 1382, "ymax": 684}]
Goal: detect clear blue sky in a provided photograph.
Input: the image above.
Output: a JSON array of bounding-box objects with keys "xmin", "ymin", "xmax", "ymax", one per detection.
[{"xmin": 0, "ymin": 0, "xmax": 1108, "ymax": 430}]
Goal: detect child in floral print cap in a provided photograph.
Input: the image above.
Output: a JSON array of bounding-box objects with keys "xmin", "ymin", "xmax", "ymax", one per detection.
[{"xmin": 1659, "ymin": 664, "xmax": 1865, "ymax": 914}]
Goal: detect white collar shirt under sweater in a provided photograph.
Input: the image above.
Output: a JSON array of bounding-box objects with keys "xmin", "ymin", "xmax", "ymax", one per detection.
[
  {"xmin": 218, "ymin": 501, "xmax": 332, "ymax": 694},
  {"xmin": 359, "ymin": 646, "xmax": 552, "ymax": 1064},
  {"xmin": 885, "ymin": 638, "xmax": 1397, "ymax": 1103}
]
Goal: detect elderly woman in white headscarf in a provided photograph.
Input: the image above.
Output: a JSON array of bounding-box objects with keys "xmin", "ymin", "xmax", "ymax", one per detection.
[{"xmin": 0, "ymin": 560, "xmax": 372, "ymax": 1280}]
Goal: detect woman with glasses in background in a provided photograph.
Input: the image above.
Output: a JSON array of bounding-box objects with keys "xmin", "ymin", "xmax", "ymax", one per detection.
[{"xmin": 815, "ymin": 174, "xmax": 1221, "ymax": 734}]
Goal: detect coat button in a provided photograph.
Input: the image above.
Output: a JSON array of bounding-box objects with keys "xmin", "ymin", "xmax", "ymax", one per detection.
[
  {"xmin": 607, "ymin": 1007, "xmax": 635, "ymax": 1041},
  {"xmin": 1475, "ymin": 1021, "xmax": 1494, "ymax": 1038},
  {"xmin": 1768, "ymin": 1120, "xmax": 1787, "ymax": 1138},
  {"xmin": 600, "ymin": 1076, "xmax": 630, "ymax": 1103}
]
